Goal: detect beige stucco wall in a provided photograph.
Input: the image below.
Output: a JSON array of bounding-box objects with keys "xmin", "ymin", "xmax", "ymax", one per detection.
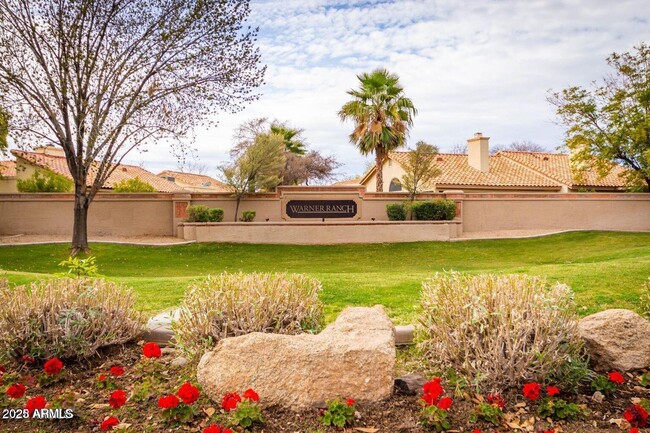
[
  {"xmin": 179, "ymin": 221, "xmax": 461, "ymax": 244},
  {"xmin": 0, "ymin": 179, "xmax": 17, "ymax": 193},
  {"xmin": 462, "ymin": 195, "xmax": 650, "ymax": 233},
  {"xmin": 364, "ymin": 160, "xmax": 410, "ymax": 193}
]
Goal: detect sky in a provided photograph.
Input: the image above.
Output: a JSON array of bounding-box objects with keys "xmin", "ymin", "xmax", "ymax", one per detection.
[{"xmin": 104, "ymin": 1, "xmax": 650, "ymax": 179}]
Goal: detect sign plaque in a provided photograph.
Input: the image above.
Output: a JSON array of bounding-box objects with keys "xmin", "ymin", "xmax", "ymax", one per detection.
[{"xmin": 285, "ymin": 200, "xmax": 357, "ymax": 219}]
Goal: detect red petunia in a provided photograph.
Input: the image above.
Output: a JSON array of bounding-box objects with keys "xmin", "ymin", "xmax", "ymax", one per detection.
[
  {"xmin": 522, "ymin": 382, "xmax": 541, "ymax": 401},
  {"xmin": 158, "ymin": 394, "xmax": 180, "ymax": 409},
  {"xmin": 546, "ymin": 386, "xmax": 560, "ymax": 396},
  {"xmin": 25, "ymin": 395, "xmax": 47, "ymax": 416},
  {"xmin": 624, "ymin": 404, "xmax": 649, "ymax": 428},
  {"xmin": 437, "ymin": 396, "xmax": 453, "ymax": 410},
  {"xmin": 98, "ymin": 374, "xmax": 107, "ymax": 382},
  {"xmin": 203, "ymin": 425, "xmax": 233, "ymax": 433},
  {"xmin": 109, "ymin": 366, "xmax": 124, "ymax": 377},
  {"xmin": 472, "ymin": 430, "xmax": 482, "ymax": 433},
  {"xmin": 423, "ymin": 378, "xmax": 444, "ymax": 401},
  {"xmin": 346, "ymin": 398, "xmax": 355, "ymax": 407},
  {"xmin": 608, "ymin": 371, "xmax": 626, "ymax": 384},
  {"xmin": 421, "ymin": 392, "xmax": 439, "ymax": 406},
  {"xmin": 177, "ymin": 382, "xmax": 200, "ymax": 405},
  {"xmin": 142, "ymin": 342, "xmax": 162, "ymax": 358},
  {"xmin": 43, "ymin": 357, "xmax": 63, "ymax": 375},
  {"xmin": 6, "ymin": 383, "xmax": 26, "ymax": 399},
  {"xmin": 544, "ymin": 430, "xmax": 555, "ymax": 433},
  {"xmin": 487, "ymin": 393, "xmax": 506, "ymax": 409},
  {"xmin": 221, "ymin": 392, "xmax": 241, "ymax": 411},
  {"xmin": 630, "ymin": 428, "xmax": 639, "ymax": 433},
  {"xmin": 243, "ymin": 388, "xmax": 259, "ymax": 402},
  {"xmin": 101, "ymin": 416, "xmax": 120, "ymax": 431},
  {"xmin": 109, "ymin": 389, "xmax": 127, "ymax": 409}
]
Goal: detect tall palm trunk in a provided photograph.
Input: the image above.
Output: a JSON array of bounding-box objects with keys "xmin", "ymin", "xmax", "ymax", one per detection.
[{"xmin": 375, "ymin": 146, "xmax": 387, "ymax": 192}]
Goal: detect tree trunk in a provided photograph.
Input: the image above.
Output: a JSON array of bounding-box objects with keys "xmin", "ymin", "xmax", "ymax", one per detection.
[
  {"xmin": 71, "ymin": 190, "xmax": 90, "ymax": 255},
  {"xmin": 375, "ymin": 149, "xmax": 386, "ymax": 192},
  {"xmin": 234, "ymin": 196, "xmax": 241, "ymax": 222}
]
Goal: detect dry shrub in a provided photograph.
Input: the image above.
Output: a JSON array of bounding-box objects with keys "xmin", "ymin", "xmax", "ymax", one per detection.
[
  {"xmin": 640, "ymin": 278, "xmax": 650, "ymax": 320},
  {"xmin": 0, "ymin": 278, "xmax": 144, "ymax": 360},
  {"xmin": 418, "ymin": 272, "xmax": 583, "ymax": 390},
  {"xmin": 173, "ymin": 272, "xmax": 323, "ymax": 354}
]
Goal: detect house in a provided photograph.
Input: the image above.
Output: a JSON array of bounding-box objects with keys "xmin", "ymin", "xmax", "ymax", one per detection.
[
  {"xmin": 10, "ymin": 146, "xmax": 186, "ymax": 193},
  {"xmin": 0, "ymin": 160, "xmax": 17, "ymax": 193},
  {"xmin": 360, "ymin": 133, "xmax": 630, "ymax": 193},
  {"xmin": 157, "ymin": 170, "xmax": 231, "ymax": 192}
]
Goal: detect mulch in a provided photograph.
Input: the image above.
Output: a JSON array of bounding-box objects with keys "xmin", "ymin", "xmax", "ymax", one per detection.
[{"xmin": 1, "ymin": 342, "xmax": 648, "ymax": 433}]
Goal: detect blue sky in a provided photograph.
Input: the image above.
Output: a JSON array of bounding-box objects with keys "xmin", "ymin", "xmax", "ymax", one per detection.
[{"xmin": 133, "ymin": 0, "xmax": 650, "ymax": 179}]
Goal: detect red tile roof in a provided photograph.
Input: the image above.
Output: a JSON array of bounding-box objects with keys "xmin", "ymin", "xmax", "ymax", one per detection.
[
  {"xmin": 157, "ymin": 170, "xmax": 230, "ymax": 192},
  {"xmin": 12, "ymin": 150, "xmax": 186, "ymax": 193},
  {"xmin": 0, "ymin": 160, "xmax": 16, "ymax": 178}
]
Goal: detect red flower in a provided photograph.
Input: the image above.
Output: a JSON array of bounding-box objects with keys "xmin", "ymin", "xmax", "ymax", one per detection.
[
  {"xmin": 21, "ymin": 355, "xmax": 34, "ymax": 363},
  {"xmin": 109, "ymin": 366, "xmax": 124, "ymax": 377},
  {"xmin": 177, "ymin": 382, "xmax": 200, "ymax": 405},
  {"xmin": 423, "ymin": 378, "xmax": 444, "ymax": 401},
  {"xmin": 142, "ymin": 342, "xmax": 162, "ymax": 358},
  {"xmin": 437, "ymin": 396, "xmax": 453, "ymax": 410},
  {"xmin": 346, "ymin": 398, "xmax": 355, "ymax": 407},
  {"xmin": 608, "ymin": 371, "xmax": 626, "ymax": 384},
  {"xmin": 522, "ymin": 382, "xmax": 541, "ymax": 401},
  {"xmin": 204, "ymin": 425, "xmax": 233, "ymax": 433},
  {"xmin": 109, "ymin": 389, "xmax": 127, "ymax": 409},
  {"xmin": 6, "ymin": 383, "xmax": 26, "ymax": 399},
  {"xmin": 43, "ymin": 357, "xmax": 63, "ymax": 375},
  {"xmin": 544, "ymin": 430, "xmax": 555, "ymax": 433},
  {"xmin": 221, "ymin": 392, "xmax": 241, "ymax": 411},
  {"xmin": 0, "ymin": 365, "xmax": 5, "ymax": 374},
  {"xmin": 243, "ymin": 388, "xmax": 260, "ymax": 402},
  {"xmin": 472, "ymin": 430, "xmax": 482, "ymax": 433},
  {"xmin": 487, "ymin": 393, "xmax": 506, "ymax": 409},
  {"xmin": 624, "ymin": 404, "xmax": 649, "ymax": 428},
  {"xmin": 25, "ymin": 395, "xmax": 47, "ymax": 416},
  {"xmin": 98, "ymin": 374, "xmax": 107, "ymax": 382},
  {"xmin": 101, "ymin": 416, "xmax": 120, "ymax": 431},
  {"xmin": 158, "ymin": 394, "xmax": 180, "ymax": 409},
  {"xmin": 421, "ymin": 392, "xmax": 439, "ymax": 406},
  {"xmin": 630, "ymin": 428, "xmax": 639, "ymax": 433},
  {"xmin": 546, "ymin": 386, "xmax": 560, "ymax": 396}
]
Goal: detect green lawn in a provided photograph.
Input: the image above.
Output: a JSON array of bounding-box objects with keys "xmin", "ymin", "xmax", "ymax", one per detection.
[{"xmin": 0, "ymin": 231, "xmax": 648, "ymax": 324}]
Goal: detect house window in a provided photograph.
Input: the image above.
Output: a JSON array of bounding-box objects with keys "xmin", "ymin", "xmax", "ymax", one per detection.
[{"xmin": 389, "ymin": 178, "xmax": 402, "ymax": 192}]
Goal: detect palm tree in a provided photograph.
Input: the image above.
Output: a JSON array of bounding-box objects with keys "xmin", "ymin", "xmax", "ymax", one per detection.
[
  {"xmin": 270, "ymin": 122, "xmax": 307, "ymax": 155},
  {"xmin": 338, "ymin": 68, "xmax": 417, "ymax": 192}
]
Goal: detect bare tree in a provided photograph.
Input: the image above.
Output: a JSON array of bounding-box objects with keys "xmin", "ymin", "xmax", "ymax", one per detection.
[
  {"xmin": 491, "ymin": 140, "xmax": 546, "ymax": 154},
  {"xmin": 400, "ymin": 141, "xmax": 441, "ymax": 204},
  {"xmin": 281, "ymin": 151, "xmax": 340, "ymax": 185},
  {"xmin": 0, "ymin": 0, "xmax": 265, "ymax": 253},
  {"xmin": 449, "ymin": 142, "xmax": 467, "ymax": 154}
]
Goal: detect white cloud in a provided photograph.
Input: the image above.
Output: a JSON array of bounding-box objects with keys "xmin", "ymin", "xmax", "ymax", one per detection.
[{"xmin": 130, "ymin": 0, "xmax": 650, "ymax": 178}]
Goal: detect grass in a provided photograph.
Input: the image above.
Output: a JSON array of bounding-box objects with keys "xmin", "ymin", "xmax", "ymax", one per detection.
[{"xmin": 0, "ymin": 231, "xmax": 648, "ymax": 323}]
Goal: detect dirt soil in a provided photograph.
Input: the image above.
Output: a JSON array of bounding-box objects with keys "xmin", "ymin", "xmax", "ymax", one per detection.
[{"xmin": 1, "ymin": 343, "xmax": 648, "ymax": 433}]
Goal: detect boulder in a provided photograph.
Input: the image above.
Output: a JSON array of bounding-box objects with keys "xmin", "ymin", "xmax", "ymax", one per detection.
[
  {"xmin": 578, "ymin": 309, "xmax": 650, "ymax": 372},
  {"xmin": 394, "ymin": 374, "xmax": 427, "ymax": 396},
  {"xmin": 197, "ymin": 306, "xmax": 395, "ymax": 409}
]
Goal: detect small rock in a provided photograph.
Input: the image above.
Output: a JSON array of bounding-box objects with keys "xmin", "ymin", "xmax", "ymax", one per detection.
[
  {"xmin": 171, "ymin": 357, "xmax": 188, "ymax": 367},
  {"xmin": 161, "ymin": 347, "xmax": 176, "ymax": 355},
  {"xmin": 394, "ymin": 374, "xmax": 427, "ymax": 396},
  {"xmin": 591, "ymin": 391, "xmax": 605, "ymax": 403}
]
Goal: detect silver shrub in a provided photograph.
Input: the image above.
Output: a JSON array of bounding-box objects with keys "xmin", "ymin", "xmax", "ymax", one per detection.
[
  {"xmin": 0, "ymin": 278, "xmax": 144, "ymax": 359},
  {"xmin": 418, "ymin": 272, "xmax": 583, "ymax": 390},
  {"xmin": 173, "ymin": 272, "xmax": 323, "ymax": 355}
]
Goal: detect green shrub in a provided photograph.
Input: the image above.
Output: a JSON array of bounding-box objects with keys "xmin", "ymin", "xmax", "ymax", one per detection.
[
  {"xmin": 173, "ymin": 272, "xmax": 323, "ymax": 355},
  {"xmin": 187, "ymin": 205, "xmax": 224, "ymax": 222},
  {"xmin": 418, "ymin": 272, "xmax": 583, "ymax": 389},
  {"xmin": 240, "ymin": 210, "xmax": 256, "ymax": 222},
  {"xmin": 411, "ymin": 200, "xmax": 456, "ymax": 220},
  {"xmin": 112, "ymin": 177, "xmax": 156, "ymax": 193},
  {"xmin": 640, "ymin": 278, "xmax": 650, "ymax": 319},
  {"xmin": 16, "ymin": 169, "xmax": 73, "ymax": 192},
  {"xmin": 0, "ymin": 278, "xmax": 143, "ymax": 360},
  {"xmin": 386, "ymin": 203, "xmax": 407, "ymax": 221},
  {"xmin": 58, "ymin": 255, "xmax": 99, "ymax": 277}
]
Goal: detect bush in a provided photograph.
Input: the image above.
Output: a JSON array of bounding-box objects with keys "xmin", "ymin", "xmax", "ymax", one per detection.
[
  {"xmin": 112, "ymin": 177, "xmax": 156, "ymax": 193},
  {"xmin": 187, "ymin": 205, "xmax": 224, "ymax": 222},
  {"xmin": 411, "ymin": 200, "xmax": 456, "ymax": 220},
  {"xmin": 640, "ymin": 278, "xmax": 650, "ymax": 319},
  {"xmin": 418, "ymin": 272, "xmax": 583, "ymax": 389},
  {"xmin": 240, "ymin": 210, "xmax": 256, "ymax": 222},
  {"xmin": 173, "ymin": 272, "xmax": 323, "ymax": 354},
  {"xmin": 0, "ymin": 278, "xmax": 144, "ymax": 360},
  {"xmin": 386, "ymin": 203, "xmax": 407, "ymax": 221},
  {"xmin": 16, "ymin": 169, "xmax": 73, "ymax": 192}
]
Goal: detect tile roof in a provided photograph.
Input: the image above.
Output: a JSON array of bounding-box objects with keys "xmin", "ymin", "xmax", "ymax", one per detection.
[
  {"xmin": 0, "ymin": 160, "xmax": 16, "ymax": 178},
  {"xmin": 387, "ymin": 152, "xmax": 563, "ymax": 188},
  {"xmin": 497, "ymin": 151, "xmax": 629, "ymax": 188},
  {"xmin": 12, "ymin": 150, "xmax": 186, "ymax": 193},
  {"xmin": 157, "ymin": 170, "xmax": 230, "ymax": 192},
  {"xmin": 332, "ymin": 178, "xmax": 362, "ymax": 186}
]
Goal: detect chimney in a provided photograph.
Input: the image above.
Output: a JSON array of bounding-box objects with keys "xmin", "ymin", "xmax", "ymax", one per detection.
[
  {"xmin": 467, "ymin": 132, "xmax": 490, "ymax": 172},
  {"xmin": 34, "ymin": 145, "xmax": 65, "ymax": 157}
]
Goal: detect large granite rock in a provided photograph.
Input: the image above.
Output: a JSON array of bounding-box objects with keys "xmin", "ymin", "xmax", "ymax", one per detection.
[
  {"xmin": 578, "ymin": 309, "xmax": 650, "ymax": 372},
  {"xmin": 197, "ymin": 306, "xmax": 396, "ymax": 409}
]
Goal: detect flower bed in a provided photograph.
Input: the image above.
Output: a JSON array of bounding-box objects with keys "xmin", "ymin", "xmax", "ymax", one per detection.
[{"xmin": 1, "ymin": 342, "xmax": 649, "ymax": 433}]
